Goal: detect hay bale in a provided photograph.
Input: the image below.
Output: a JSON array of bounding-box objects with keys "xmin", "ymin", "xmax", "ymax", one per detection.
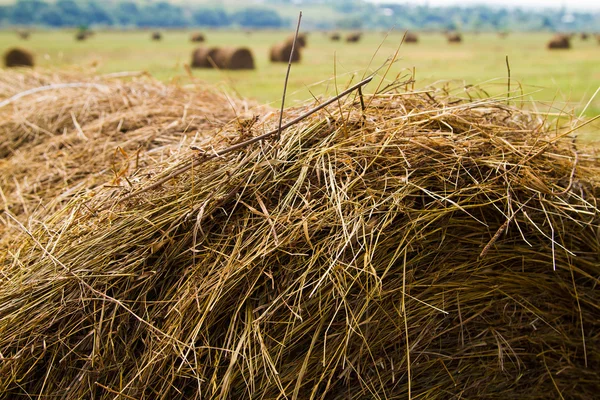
[
  {"xmin": 190, "ymin": 32, "xmax": 205, "ymax": 43},
  {"xmin": 447, "ymin": 32, "xmax": 462, "ymax": 43},
  {"xmin": 3, "ymin": 48, "xmax": 34, "ymax": 68},
  {"xmin": 152, "ymin": 31, "xmax": 162, "ymax": 41},
  {"xmin": 580, "ymin": 32, "xmax": 589, "ymax": 40},
  {"xmin": 270, "ymin": 41, "xmax": 301, "ymax": 63},
  {"xmin": 17, "ymin": 30, "xmax": 30, "ymax": 40},
  {"xmin": 75, "ymin": 31, "xmax": 87, "ymax": 41},
  {"xmin": 547, "ymin": 34, "xmax": 570, "ymax": 49},
  {"xmin": 285, "ymin": 32, "xmax": 307, "ymax": 48},
  {"xmin": 212, "ymin": 47, "xmax": 255, "ymax": 70},
  {"xmin": 346, "ymin": 32, "xmax": 362, "ymax": 42},
  {"xmin": 498, "ymin": 31, "xmax": 509, "ymax": 38},
  {"xmin": 404, "ymin": 31, "xmax": 418, "ymax": 43},
  {"xmin": 0, "ymin": 75, "xmax": 599, "ymax": 399},
  {"xmin": 191, "ymin": 47, "xmax": 219, "ymax": 68},
  {"xmin": 329, "ymin": 32, "xmax": 341, "ymax": 41}
]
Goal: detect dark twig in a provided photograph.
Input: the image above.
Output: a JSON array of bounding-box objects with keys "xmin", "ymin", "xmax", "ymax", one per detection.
[
  {"xmin": 99, "ymin": 75, "xmax": 374, "ymax": 211},
  {"xmin": 278, "ymin": 12, "xmax": 302, "ymax": 140}
]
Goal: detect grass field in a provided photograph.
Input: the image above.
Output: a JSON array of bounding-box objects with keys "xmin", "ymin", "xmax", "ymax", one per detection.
[{"xmin": 1, "ymin": 29, "xmax": 599, "ymax": 137}]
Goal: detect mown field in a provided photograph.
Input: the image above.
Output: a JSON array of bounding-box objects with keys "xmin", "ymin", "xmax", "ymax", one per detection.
[{"xmin": 1, "ymin": 29, "xmax": 599, "ymax": 137}]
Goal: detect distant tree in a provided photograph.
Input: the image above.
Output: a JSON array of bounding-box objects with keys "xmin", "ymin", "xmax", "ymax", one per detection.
[
  {"xmin": 115, "ymin": 1, "xmax": 140, "ymax": 26},
  {"xmin": 233, "ymin": 8, "xmax": 284, "ymax": 28},
  {"xmin": 138, "ymin": 1, "xmax": 187, "ymax": 27},
  {"xmin": 192, "ymin": 7, "xmax": 230, "ymax": 27},
  {"xmin": 38, "ymin": 7, "xmax": 63, "ymax": 27},
  {"xmin": 55, "ymin": 0, "xmax": 84, "ymax": 26},
  {"xmin": 11, "ymin": 0, "xmax": 49, "ymax": 25},
  {"xmin": 84, "ymin": 1, "xmax": 113, "ymax": 26}
]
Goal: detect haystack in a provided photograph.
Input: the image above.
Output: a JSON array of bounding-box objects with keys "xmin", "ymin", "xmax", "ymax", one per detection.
[
  {"xmin": 75, "ymin": 31, "xmax": 87, "ymax": 41},
  {"xmin": 404, "ymin": 31, "xmax": 418, "ymax": 43},
  {"xmin": 447, "ymin": 32, "xmax": 462, "ymax": 43},
  {"xmin": 580, "ymin": 32, "xmax": 589, "ymax": 40},
  {"xmin": 286, "ymin": 32, "xmax": 307, "ymax": 48},
  {"xmin": 208, "ymin": 47, "xmax": 255, "ymax": 70},
  {"xmin": 152, "ymin": 31, "xmax": 162, "ymax": 41},
  {"xmin": 0, "ymin": 70, "xmax": 599, "ymax": 399},
  {"xmin": 270, "ymin": 41, "xmax": 301, "ymax": 63},
  {"xmin": 329, "ymin": 31, "xmax": 341, "ymax": 41},
  {"xmin": 190, "ymin": 46, "xmax": 219, "ymax": 68},
  {"xmin": 0, "ymin": 70, "xmax": 250, "ymax": 243},
  {"xmin": 498, "ymin": 31, "xmax": 509, "ymax": 38},
  {"xmin": 547, "ymin": 34, "xmax": 570, "ymax": 49},
  {"xmin": 190, "ymin": 32, "xmax": 205, "ymax": 42},
  {"xmin": 3, "ymin": 48, "xmax": 34, "ymax": 67},
  {"xmin": 17, "ymin": 30, "xmax": 30, "ymax": 40},
  {"xmin": 346, "ymin": 32, "xmax": 362, "ymax": 42}
]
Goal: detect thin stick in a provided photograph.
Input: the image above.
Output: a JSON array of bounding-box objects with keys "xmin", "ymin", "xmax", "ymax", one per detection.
[
  {"xmin": 278, "ymin": 12, "xmax": 302, "ymax": 140},
  {"xmin": 99, "ymin": 75, "xmax": 374, "ymax": 211},
  {"xmin": 506, "ymin": 55, "xmax": 511, "ymax": 105}
]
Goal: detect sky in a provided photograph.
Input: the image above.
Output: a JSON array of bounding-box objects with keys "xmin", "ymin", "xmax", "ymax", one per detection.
[{"xmin": 366, "ymin": 0, "xmax": 600, "ymax": 11}]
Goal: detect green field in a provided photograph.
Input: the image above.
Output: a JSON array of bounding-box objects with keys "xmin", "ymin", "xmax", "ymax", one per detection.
[{"xmin": 1, "ymin": 29, "xmax": 599, "ymax": 136}]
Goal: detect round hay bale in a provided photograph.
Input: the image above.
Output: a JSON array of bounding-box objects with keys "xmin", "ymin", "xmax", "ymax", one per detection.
[
  {"xmin": 329, "ymin": 32, "xmax": 341, "ymax": 41},
  {"xmin": 285, "ymin": 33, "xmax": 307, "ymax": 48},
  {"xmin": 152, "ymin": 32, "xmax": 162, "ymax": 41},
  {"xmin": 190, "ymin": 33, "xmax": 205, "ymax": 43},
  {"xmin": 447, "ymin": 32, "xmax": 462, "ymax": 43},
  {"xmin": 498, "ymin": 31, "xmax": 509, "ymax": 39},
  {"xmin": 212, "ymin": 47, "xmax": 255, "ymax": 70},
  {"xmin": 580, "ymin": 32, "xmax": 589, "ymax": 40},
  {"xmin": 191, "ymin": 47, "xmax": 220, "ymax": 68},
  {"xmin": 4, "ymin": 48, "xmax": 34, "ymax": 68},
  {"xmin": 270, "ymin": 42, "xmax": 301, "ymax": 63},
  {"xmin": 346, "ymin": 32, "xmax": 362, "ymax": 43},
  {"xmin": 547, "ymin": 34, "xmax": 570, "ymax": 49},
  {"xmin": 404, "ymin": 32, "xmax": 418, "ymax": 43},
  {"xmin": 75, "ymin": 31, "xmax": 87, "ymax": 41},
  {"xmin": 17, "ymin": 30, "xmax": 30, "ymax": 40}
]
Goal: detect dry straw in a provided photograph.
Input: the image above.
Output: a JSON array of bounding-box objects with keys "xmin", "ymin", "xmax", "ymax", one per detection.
[{"xmin": 0, "ymin": 70, "xmax": 599, "ymax": 399}]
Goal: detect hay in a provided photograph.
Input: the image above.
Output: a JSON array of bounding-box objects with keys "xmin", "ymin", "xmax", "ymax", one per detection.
[
  {"xmin": 498, "ymin": 31, "xmax": 509, "ymax": 38},
  {"xmin": 447, "ymin": 32, "xmax": 462, "ymax": 43},
  {"xmin": 270, "ymin": 41, "xmax": 301, "ymax": 63},
  {"xmin": 75, "ymin": 31, "xmax": 87, "ymax": 41},
  {"xmin": 0, "ymin": 71, "xmax": 253, "ymax": 243},
  {"xmin": 548, "ymin": 34, "xmax": 570, "ymax": 49},
  {"xmin": 329, "ymin": 32, "xmax": 341, "ymax": 41},
  {"xmin": 404, "ymin": 31, "xmax": 418, "ymax": 43},
  {"xmin": 211, "ymin": 47, "xmax": 255, "ymax": 70},
  {"xmin": 286, "ymin": 32, "xmax": 307, "ymax": 48},
  {"xmin": 346, "ymin": 32, "xmax": 362, "ymax": 42},
  {"xmin": 190, "ymin": 32, "xmax": 205, "ymax": 43},
  {"xmin": 152, "ymin": 31, "xmax": 162, "ymax": 41},
  {"xmin": 0, "ymin": 70, "xmax": 599, "ymax": 399},
  {"xmin": 17, "ymin": 30, "xmax": 30, "ymax": 40},
  {"xmin": 580, "ymin": 32, "xmax": 589, "ymax": 40},
  {"xmin": 190, "ymin": 46, "xmax": 219, "ymax": 68},
  {"xmin": 3, "ymin": 48, "xmax": 34, "ymax": 68}
]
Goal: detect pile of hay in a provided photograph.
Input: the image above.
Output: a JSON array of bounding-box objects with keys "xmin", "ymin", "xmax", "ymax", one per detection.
[
  {"xmin": 152, "ymin": 31, "xmax": 162, "ymax": 41},
  {"xmin": 548, "ymin": 34, "xmax": 570, "ymax": 49},
  {"xmin": 191, "ymin": 46, "xmax": 219, "ymax": 68},
  {"xmin": 213, "ymin": 47, "xmax": 255, "ymax": 70},
  {"xmin": 404, "ymin": 31, "xmax": 418, "ymax": 43},
  {"xmin": 17, "ymin": 30, "xmax": 30, "ymax": 40},
  {"xmin": 330, "ymin": 32, "xmax": 341, "ymax": 41},
  {"xmin": 580, "ymin": 32, "xmax": 589, "ymax": 40},
  {"xmin": 3, "ymin": 48, "xmax": 34, "ymax": 68},
  {"xmin": 75, "ymin": 31, "xmax": 87, "ymax": 41},
  {"xmin": 0, "ymin": 71, "xmax": 599, "ymax": 399},
  {"xmin": 346, "ymin": 32, "xmax": 362, "ymax": 42},
  {"xmin": 286, "ymin": 32, "xmax": 307, "ymax": 48},
  {"xmin": 270, "ymin": 41, "xmax": 301, "ymax": 63},
  {"xmin": 447, "ymin": 32, "xmax": 462, "ymax": 43},
  {"xmin": 190, "ymin": 32, "xmax": 205, "ymax": 43},
  {"xmin": 0, "ymin": 71, "xmax": 253, "ymax": 244}
]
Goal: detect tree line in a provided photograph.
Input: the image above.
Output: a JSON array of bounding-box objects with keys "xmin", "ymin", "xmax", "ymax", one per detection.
[{"xmin": 1, "ymin": 0, "xmax": 598, "ymax": 32}]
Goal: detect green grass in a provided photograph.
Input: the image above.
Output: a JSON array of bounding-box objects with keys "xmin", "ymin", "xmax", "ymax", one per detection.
[{"xmin": 1, "ymin": 29, "xmax": 599, "ymax": 138}]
